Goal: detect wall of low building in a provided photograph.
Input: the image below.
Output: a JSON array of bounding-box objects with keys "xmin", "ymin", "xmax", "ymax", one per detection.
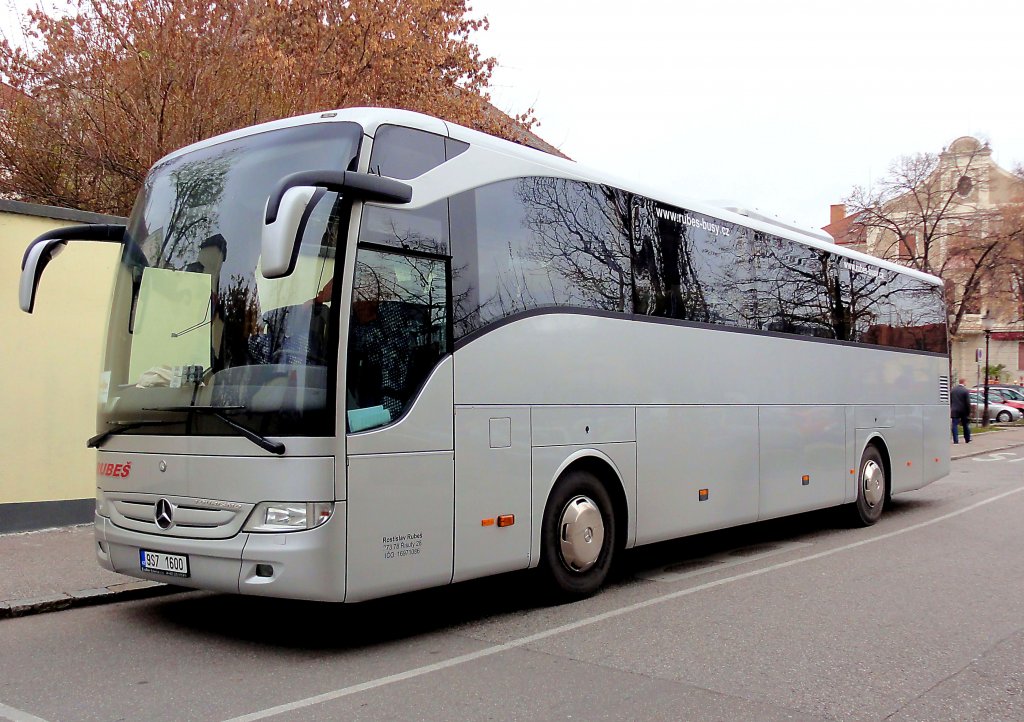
[
  {"xmin": 951, "ymin": 333, "xmax": 1024, "ymax": 386},
  {"xmin": 0, "ymin": 200, "xmax": 122, "ymax": 532}
]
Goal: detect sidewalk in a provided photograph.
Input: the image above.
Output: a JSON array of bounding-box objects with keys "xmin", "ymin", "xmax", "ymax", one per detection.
[
  {"xmin": 0, "ymin": 524, "xmax": 180, "ymax": 619},
  {"xmin": 948, "ymin": 422, "xmax": 1024, "ymax": 460},
  {"xmin": 3, "ymin": 425, "xmax": 1024, "ymax": 620}
]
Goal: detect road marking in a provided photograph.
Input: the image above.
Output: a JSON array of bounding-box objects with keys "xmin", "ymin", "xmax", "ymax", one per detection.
[
  {"xmin": 972, "ymin": 452, "xmax": 1023, "ymax": 463},
  {"xmin": 223, "ymin": 483, "xmax": 1024, "ymax": 722},
  {"xmin": 636, "ymin": 540, "xmax": 812, "ymax": 582},
  {"xmin": 0, "ymin": 702, "xmax": 49, "ymax": 722}
]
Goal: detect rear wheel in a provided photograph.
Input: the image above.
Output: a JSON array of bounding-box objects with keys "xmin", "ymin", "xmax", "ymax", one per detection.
[
  {"xmin": 539, "ymin": 470, "xmax": 616, "ymax": 600},
  {"xmin": 997, "ymin": 410, "xmax": 1012, "ymax": 423},
  {"xmin": 848, "ymin": 445, "xmax": 886, "ymax": 526}
]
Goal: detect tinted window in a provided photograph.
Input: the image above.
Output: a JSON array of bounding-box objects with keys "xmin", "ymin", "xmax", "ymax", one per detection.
[
  {"xmin": 346, "ymin": 247, "xmax": 450, "ymax": 432},
  {"xmin": 368, "ymin": 125, "xmax": 468, "ymax": 180},
  {"xmin": 841, "ymin": 262, "xmax": 946, "ymax": 353},
  {"xmin": 358, "ymin": 174, "xmax": 945, "ymax": 355},
  {"xmin": 369, "ymin": 125, "xmax": 446, "ymax": 179},
  {"xmin": 452, "ymin": 178, "xmax": 630, "ymax": 339},
  {"xmin": 891, "ymin": 276, "xmax": 947, "ymax": 353},
  {"xmin": 359, "ymin": 199, "xmax": 450, "ymax": 256},
  {"xmin": 445, "ymin": 137, "xmax": 469, "ymax": 160},
  {"xmin": 752, "ymin": 234, "xmax": 840, "ymax": 338},
  {"xmin": 632, "ymin": 200, "xmax": 752, "ymax": 326}
]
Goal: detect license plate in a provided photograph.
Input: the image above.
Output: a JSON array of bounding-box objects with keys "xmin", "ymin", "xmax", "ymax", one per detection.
[{"xmin": 140, "ymin": 549, "xmax": 190, "ymax": 578}]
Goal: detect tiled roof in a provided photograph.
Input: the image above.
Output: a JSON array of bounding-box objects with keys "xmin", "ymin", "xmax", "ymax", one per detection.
[{"xmin": 822, "ymin": 211, "xmax": 865, "ymax": 246}]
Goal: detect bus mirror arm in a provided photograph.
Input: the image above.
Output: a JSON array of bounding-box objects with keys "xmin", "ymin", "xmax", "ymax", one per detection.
[
  {"xmin": 264, "ymin": 170, "xmax": 413, "ymax": 225},
  {"xmin": 261, "ymin": 171, "xmax": 412, "ymax": 280},
  {"xmin": 19, "ymin": 224, "xmax": 126, "ymax": 313}
]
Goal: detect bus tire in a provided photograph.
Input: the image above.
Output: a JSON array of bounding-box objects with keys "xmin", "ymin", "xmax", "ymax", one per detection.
[
  {"xmin": 539, "ymin": 469, "xmax": 616, "ymax": 600},
  {"xmin": 848, "ymin": 445, "xmax": 886, "ymax": 526}
]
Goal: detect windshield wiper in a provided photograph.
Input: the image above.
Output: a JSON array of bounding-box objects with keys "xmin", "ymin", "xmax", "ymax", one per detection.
[
  {"xmin": 142, "ymin": 405, "xmax": 286, "ymax": 455},
  {"xmin": 88, "ymin": 420, "xmax": 184, "ymax": 449}
]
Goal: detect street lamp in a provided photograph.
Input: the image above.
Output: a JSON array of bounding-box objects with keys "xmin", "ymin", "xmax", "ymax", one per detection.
[
  {"xmin": 982, "ymin": 311, "xmax": 994, "ymax": 427},
  {"xmin": 947, "ymin": 313, "xmax": 956, "ymax": 381}
]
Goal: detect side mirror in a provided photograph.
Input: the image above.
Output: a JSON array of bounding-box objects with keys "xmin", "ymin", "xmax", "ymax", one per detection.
[
  {"xmin": 260, "ymin": 186, "xmax": 319, "ymax": 279},
  {"xmin": 261, "ymin": 170, "xmax": 413, "ymax": 280},
  {"xmin": 20, "ymin": 224, "xmax": 125, "ymax": 313}
]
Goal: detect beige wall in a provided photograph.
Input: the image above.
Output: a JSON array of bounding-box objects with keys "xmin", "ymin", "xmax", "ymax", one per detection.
[
  {"xmin": 951, "ymin": 334, "xmax": 1024, "ymax": 386},
  {"xmin": 1, "ymin": 209, "xmax": 119, "ymax": 505}
]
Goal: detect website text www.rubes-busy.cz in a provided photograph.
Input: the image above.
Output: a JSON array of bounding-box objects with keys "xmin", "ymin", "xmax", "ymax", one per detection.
[{"xmin": 656, "ymin": 207, "xmax": 731, "ymax": 237}]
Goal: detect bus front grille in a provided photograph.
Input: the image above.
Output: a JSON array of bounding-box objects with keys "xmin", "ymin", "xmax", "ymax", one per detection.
[{"xmin": 107, "ymin": 495, "xmax": 254, "ymax": 539}]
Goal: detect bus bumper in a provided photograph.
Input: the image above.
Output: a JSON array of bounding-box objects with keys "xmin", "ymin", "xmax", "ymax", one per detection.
[{"xmin": 96, "ymin": 504, "xmax": 347, "ymax": 602}]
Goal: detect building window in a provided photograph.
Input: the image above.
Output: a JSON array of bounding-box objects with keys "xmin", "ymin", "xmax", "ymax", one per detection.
[
  {"xmin": 899, "ymin": 232, "xmax": 917, "ymax": 260},
  {"xmin": 962, "ymin": 282, "xmax": 982, "ymax": 314},
  {"xmin": 956, "ymin": 175, "xmax": 973, "ymax": 197}
]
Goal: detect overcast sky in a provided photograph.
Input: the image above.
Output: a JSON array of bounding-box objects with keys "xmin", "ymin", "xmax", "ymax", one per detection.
[
  {"xmin": 469, "ymin": 0, "xmax": 1024, "ymax": 230},
  {"xmin": 3, "ymin": 0, "xmax": 1022, "ymax": 231}
]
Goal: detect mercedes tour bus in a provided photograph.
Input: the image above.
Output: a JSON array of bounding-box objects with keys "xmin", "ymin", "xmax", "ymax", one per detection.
[{"xmin": 19, "ymin": 108, "xmax": 950, "ymax": 602}]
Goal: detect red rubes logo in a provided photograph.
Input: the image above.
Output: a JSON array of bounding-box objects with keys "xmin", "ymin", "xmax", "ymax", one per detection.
[{"xmin": 97, "ymin": 462, "xmax": 131, "ymax": 478}]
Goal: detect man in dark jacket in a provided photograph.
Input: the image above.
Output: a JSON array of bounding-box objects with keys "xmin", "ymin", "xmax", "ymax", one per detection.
[{"xmin": 951, "ymin": 378, "xmax": 971, "ymax": 444}]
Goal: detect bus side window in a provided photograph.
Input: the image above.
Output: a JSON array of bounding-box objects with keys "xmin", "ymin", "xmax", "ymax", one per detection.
[{"xmin": 346, "ymin": 247, "xmax": 450, "ymax": 433}]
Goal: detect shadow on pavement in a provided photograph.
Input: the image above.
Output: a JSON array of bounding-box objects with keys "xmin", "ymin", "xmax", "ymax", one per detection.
[{"xmin": 128, "ymin": 499, "xmax": 928, "ymax": 652}]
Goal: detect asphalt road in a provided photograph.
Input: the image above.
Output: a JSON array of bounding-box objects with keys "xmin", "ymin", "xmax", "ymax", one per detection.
[{"xmin": 2, "ymin": 451, "xmax": 1023, "ymax": 722}]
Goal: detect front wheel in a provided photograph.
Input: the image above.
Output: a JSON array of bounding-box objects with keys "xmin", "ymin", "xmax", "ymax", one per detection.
[
  {"xmin": 538, "ymin": 470, "xmax": 617, "ymax": 600},
  {"xmin": 996, "ymin": 410, "xmax": 1012, "ymax": 423},
  {"xmin": 847, "ymin": 445, "xmax": 886, "ymax": 527}
]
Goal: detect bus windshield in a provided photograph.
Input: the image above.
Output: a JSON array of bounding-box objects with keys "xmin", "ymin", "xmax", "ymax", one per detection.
[{"xmin": 98, "ymin": 122, "xmax": 361, "ymax": 438}]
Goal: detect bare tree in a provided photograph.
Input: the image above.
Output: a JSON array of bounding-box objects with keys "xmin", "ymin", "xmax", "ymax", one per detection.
[
  {"xmin": 995, "ymin": 194, "xmax": 1024, "ymax": 325},
  {"xmin": 843, "ymin": 140, "xmax": 1020, "ymax": 337}
]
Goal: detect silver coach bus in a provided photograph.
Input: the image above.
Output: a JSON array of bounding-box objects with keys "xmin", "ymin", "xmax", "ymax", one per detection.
[{"xmin": 20, "ymin": 108, "xmax": 950, "ymax": 602}]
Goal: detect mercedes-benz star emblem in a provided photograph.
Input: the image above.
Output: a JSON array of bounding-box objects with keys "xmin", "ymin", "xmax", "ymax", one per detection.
[{"xmin": 155, "ymin": 498, "xmax": 175, "ymax": 530}]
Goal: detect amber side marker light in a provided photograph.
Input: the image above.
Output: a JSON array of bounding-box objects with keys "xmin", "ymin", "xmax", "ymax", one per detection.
[
  {"xmin": 801, "ymin": 475, "xmax": 810, "ymax": 486},
  {"xmin": 497, "ymin": 514, "xmax": 515, "ymax": 527},
  {"xmin": 481, "ymin": 518, "xmax": 495, "ymax": 527},
  {"xmin": 698, "ymin": 489, "xmax": 709, "ymax": 501}
]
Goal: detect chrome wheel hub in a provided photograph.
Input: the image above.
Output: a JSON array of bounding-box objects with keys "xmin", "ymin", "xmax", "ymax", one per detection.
[
  {"xmin": 558, "ymin": 495, "xmax": 605, "ymax": 572},
  {"xmin": 862, "ymin": 460, "xmax": 884, "ymax": 508}
]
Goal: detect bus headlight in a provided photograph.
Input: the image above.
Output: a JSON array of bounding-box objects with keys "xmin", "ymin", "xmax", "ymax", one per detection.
[{"xmin": 243, "ymin": 502, "xmax": 334, "ymax": 533}]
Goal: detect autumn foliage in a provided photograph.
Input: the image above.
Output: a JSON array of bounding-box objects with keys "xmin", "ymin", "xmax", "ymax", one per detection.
[{"xmin": 0, "ymin": 0, "xmax": 536, "ymax": 215}]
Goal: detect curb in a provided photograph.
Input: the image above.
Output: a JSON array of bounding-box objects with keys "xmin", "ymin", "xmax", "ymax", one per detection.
[
  {"xmin": 0, "ymin": 580, "xmax": 185, "ymax": 621},
  {"xmin": 951, "ymin": 439, "xmax": 1024, "ymax": 461}
]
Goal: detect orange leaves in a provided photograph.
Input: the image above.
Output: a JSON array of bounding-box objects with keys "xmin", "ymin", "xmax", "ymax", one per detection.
[{"xmin": 0, "ymin": 0, "xmax": 537, "ymax": 215}]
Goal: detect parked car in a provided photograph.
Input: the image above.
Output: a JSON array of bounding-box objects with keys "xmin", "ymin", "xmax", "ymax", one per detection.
[
  {"xmin": 990, "ymin": 385, "xmax": 1024, "ymax": 399},
  {"xmin": 967, "ymin": 392, "xmax": 1024, "ymax": 423},
  {"xmin": 972, "ymin": 386, "xmax": 1024, "ymax": 411},
  {"xmin": 976, "ymin": 383, "xmax": 1024, "ymax": 393},
  {"xmin": 987, "ymin": 389, "xmax": 1024, "ymax": 411}
]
